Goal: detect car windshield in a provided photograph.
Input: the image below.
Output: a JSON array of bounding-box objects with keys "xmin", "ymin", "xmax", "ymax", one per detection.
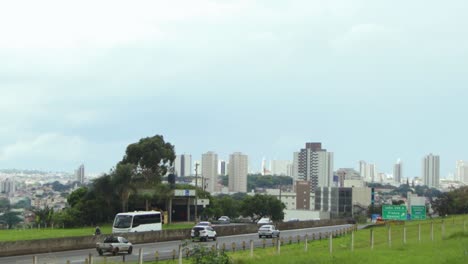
[
  {"xmin": 113, "ymin": 215, "xmax": 132, "ymax": 228},
  {"xmin": 193, "ymin": 227, "xmax": 205, "ymax": 231},
  {"xmin": 259, "ymin": 226, "xmax": 271, "ymax": 230}
]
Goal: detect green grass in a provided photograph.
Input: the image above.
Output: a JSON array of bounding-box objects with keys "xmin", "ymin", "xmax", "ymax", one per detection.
[
  {"xmin": 0, "ymin": 223, "xmax": 194, "ymax": 241},
  {"xmin": 124, "ymin": 216, "xmax": 467, "ymax": 264}
]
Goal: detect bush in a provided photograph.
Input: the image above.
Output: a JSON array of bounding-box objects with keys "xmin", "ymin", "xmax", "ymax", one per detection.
[{"xmin": 190, "ymin": 244, "xmax": 232, "ymax": 264}]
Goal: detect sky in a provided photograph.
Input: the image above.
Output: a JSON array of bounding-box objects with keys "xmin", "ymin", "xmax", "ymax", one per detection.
[{"xmin": 0, "ymin": 0, "xmax": 467, "ymax": 179}]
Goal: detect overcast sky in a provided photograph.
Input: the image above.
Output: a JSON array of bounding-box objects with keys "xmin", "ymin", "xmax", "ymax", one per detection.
[{"xmin": 1, "ymin": 0, "xmax": 467, "ymax": 178}]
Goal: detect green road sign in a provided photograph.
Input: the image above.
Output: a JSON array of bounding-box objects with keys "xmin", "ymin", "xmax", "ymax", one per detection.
[
  {"xmin": 411, "ymin": 205, "xmax": 427, "ymax": 220},
  {"xmin": 382, "ymin": 205, "xmax": 407, "ymax": 220}
]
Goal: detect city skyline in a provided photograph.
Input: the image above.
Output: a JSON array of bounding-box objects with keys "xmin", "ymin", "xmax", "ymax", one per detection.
[{"xmin": 0, "ymin": 1, "xmax": 467, "ymax": 179}]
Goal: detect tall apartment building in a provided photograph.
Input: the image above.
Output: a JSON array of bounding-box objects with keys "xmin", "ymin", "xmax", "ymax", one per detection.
[
  {"xmin": 456, "ymin": 160, "xmax": 468, "ymax": 184},
  {"xmin": 270, "ymin": 160, "xmax": 292, "ymax": 176},
  {"xmin": 291, "ymin": 152, "xmax": 299, "ymax": 179},
  {"xmin": 202, "ymin": 151, "xmax": 218, "ymax": 193},
  {"xmin": 359, "ymin": 161, "xmax": 376, "ymax": 183},
  {"xmin": 174, "ymin": 154, "xmax": 192, "ymax": 177},
  {"xmin": 422, "ymin": 153, "xmax": 440, "ymax": 188},
  {"xmin": 75, "ymin": 164, "xmax": 85, "ymax": 184},
  {"xmin": 297, "ymin": 142, "xmax": 334, "ymax": 190},
  {"xmin": 0, "ymin": 178, "xmax": 16, "ymax": 195},
  {"xmin": 228, "ymin": 152, "xmax": 248, "ymax": 193},
  {"xmin": 394, "ymin": 159, "xmax": 402, "ymax": 184}
]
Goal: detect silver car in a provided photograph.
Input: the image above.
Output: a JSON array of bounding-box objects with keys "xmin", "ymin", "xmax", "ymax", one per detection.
[{"xmin": 258, "ymin": 224, "xmax": 280, "ymax": 238}]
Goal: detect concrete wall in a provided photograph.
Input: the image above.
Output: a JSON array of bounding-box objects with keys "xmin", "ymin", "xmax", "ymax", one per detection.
[{"xmin": 0, "ymin": 219, "xmax": 347, "ymax": 257}]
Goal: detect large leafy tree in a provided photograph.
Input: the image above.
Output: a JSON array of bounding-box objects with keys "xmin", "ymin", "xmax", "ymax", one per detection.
[
  {"xmin": 0, "ymin": 211, "xmax": 22, "ymax": 229},
  {"xmin": 240, "ymin": 194, "xmax": 285, "ymax": 222},
  {"xmin": 121, "ymin": 135, "xmax": 176, "ymax": 185},
  {"xmin": 431, "ymin": 186, "xmax": 468, "ymax": 216}
]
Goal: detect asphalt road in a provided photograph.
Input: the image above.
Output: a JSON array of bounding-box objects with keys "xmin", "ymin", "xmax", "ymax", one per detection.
[{"xmin": 1, "ymin": 224, "xmax": 353, "ymax": 264}]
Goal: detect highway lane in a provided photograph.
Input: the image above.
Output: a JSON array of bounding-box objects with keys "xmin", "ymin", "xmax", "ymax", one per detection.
[{"xmin": 1, "ymin": 224, "xmax": 353, "ymax": 264}]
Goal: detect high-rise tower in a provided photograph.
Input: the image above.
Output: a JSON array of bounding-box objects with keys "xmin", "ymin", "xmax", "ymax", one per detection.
[
  {"xmin": 297, "ymin": 142, "xmax": 333, "ymax": 190},
  {"xmin": 174, "ymin": 154, "xmax": 192, "ymax": 176},
  {"xmin": 228, "ymin": 152, "xmax": 248, "ymax": 193},
  {"xmin": 394, "ymin": 159, "xmax": 402, "ymax": 184},
  {"xmin": 202, "ymin": 151, "xmax": 218, "ymax": 193},
  {"xmin": 422, "ymin": 154, "xmax": 440, "ymax": 188}
]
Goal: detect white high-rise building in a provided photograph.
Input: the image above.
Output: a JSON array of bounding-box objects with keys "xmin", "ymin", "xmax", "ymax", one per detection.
[
  {"xmin": 75, "ymin": 164, "xmax": 85, "ymax": 184},
  {"xmin": 297, "ymin": 142, "xmax": 334, "ymax": 190},
  {"xmin": 0, "ymin": 178, "xmax": 16, "ymax": 195},
  {"xmin": 270, "ymin": 160, "xmax": 292, "ymax": 176},
  {"xmin": 228, "ymin": 152, "xmax": 248, "ymax": 193},
  {"xmin": 394, "ymin": 159, "xmax": 402, "ymax": 184},
  {"xmin": 359, "ymin": 161, "xmax": 377, "ymax": 183},
  {"xmin": 174, "ymin": 154, "xmax": 192, "ymax": 177},
  {"xmin": 202, "ymin": 151, "xmax": 218, "ymax": 193},
  {"xmin": 455, "ymin": 160, "xmax": 468, "ymax": 184},
  {"xmin": 292, "ymin": 152, "xmax": 299, "ymax": 179},
  {"xmin": 422, "ymin": 153, "xmax": 440, "ymax": 188}
]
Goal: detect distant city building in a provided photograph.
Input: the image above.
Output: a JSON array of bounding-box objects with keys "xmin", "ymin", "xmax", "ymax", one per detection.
[
  {"xmin": 202, "ymin": 151, "xmax": 218, "ymax": 193},
  {"xmin": 228, "ymin": 152, "xmax": 248, "ymax": 193},
  {"xmin": 314, "ymin": 186, "xmax": 371, "ymax": 218},
  {"xmin": 297, "ymin": 142, "xmax": 334, "ymax": 190},
  {"xmin": 456, "ymin": 160, "xmax": 468, "ymax": 184},
  {"xmin": 314, "ymin": 187, "xmax": 352, "ymax": 218},
  {"xmin": 394, "ymin": 159, "xmax": 402, "ymax": 184},
  {"xmin": 295, "ymin": 180, "xmax": 311, "ymax": 210},
  {"xmin": 219, "ymin": 160, "xmax": 227, "ymax": 176},
  {"xmin": 0, "ymin": 178, "xmax": 16, "ymax": 195},
  {"xmin": 359, "ymin": 161, "xmax": 377, "ymax": 183},
  {"xmin": 261, "ymin": 158, "xmax": 270, "ymax": 175},
  {"xmin": 174, "ymin": 154, "xmax": 192, "ymax": 177},
  {"xmin": 75, "ymin": 164, "xmax": 85, "ymax": 184},
  {"xmin": 422, "ymin": 153, "xmax": 440, "ymax": 188},
  {"xmin": 270, "ymin": 160, "xmax": 292, "ymax": 176},
  {"xmin": 291, "ymin": 152, "xmax": 299, "ymax": 179},
  {"xmin": 335, "ymin": 168, "xmax": 361, "ymax": 187}
]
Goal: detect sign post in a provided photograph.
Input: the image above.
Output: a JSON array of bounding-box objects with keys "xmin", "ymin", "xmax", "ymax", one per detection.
[
  {"xmin": 382, "ymin": 205, "xmax": 407, "ymax": 221},
  {"xmin": 411, "ymin": 206, "xmax": 427, "ymax": 220}
]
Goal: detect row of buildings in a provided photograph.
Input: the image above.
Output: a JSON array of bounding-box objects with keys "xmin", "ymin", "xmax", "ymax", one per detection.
[{"xmin": 173, "ymin": 143, "xmax": 460, "ymax": 194}]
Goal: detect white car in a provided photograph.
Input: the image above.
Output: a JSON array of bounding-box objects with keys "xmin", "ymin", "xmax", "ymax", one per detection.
[
  {"xmin": 218, "ymin": 216, "xmax": 231, "ymax": 224},
  {"xmin": 258, "ymin": 225, "xmax": 280, "ymax": 238},
  {"xmin": 257, "ymin": 217, "xmax": 272, "ymax": 225},
  {"xmin": 196, "ymin": 221, "xmax": 212, "ymax": 226},
  {"xmin": 191, "ymin": 225, "xmax": 217, "ymax": 242}
]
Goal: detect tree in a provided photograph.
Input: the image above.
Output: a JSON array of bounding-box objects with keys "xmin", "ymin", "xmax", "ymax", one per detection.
[
  {"xmin": 111, "ymin": 163, "xmax": 137, "ymax": 212},
  {"xmin": 240, "ymin": 194, "xmax": 285, "ymax": 222},
  {"xmin": 33, "ymin": 206, "xmax": 54, "ymax": 227},
  {"xmin": 431, "ymin": 186, "xmax": 468, "ymax": 216},
  {"xmin": 0, "ymin": 211, "xmax": 22, "ymax": 229},
  {"xmin": 121, "ymin": 135, "xmax": 176, "ymax": 185}
]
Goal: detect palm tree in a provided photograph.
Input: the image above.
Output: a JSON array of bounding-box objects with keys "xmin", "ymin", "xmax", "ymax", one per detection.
[{"xmin": 111, "ymin": 163, "xmax": 137, "ymax": 212}]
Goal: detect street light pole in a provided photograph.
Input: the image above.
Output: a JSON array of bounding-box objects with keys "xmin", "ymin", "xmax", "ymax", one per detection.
[{"xmin": 195, "ymin": 162, "xmax": 199, "ymax": 223}]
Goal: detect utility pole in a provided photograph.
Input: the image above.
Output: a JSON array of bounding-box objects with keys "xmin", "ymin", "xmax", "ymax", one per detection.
[{"xmin": 195, "ymin": 162, "xmax": 199, "ymax": 223}]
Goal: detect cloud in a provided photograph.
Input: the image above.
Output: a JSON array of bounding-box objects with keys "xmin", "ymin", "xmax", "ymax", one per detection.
[
  {"xmin": 0, "ymin": 133, "xmax": 87, "ymax": 162},
  {"xmin": 330, "ymin": 24, "xmax": 398, "ymax": 55}
]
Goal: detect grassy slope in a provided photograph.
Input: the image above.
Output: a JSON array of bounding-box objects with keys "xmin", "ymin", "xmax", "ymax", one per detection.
[
  {"xmin": 0, "ymin": 223, "xmax": 194, "ymax": 241},
  {"xmin": 228, "ymin": 216, "xmax": 468, "ymax": 264}
]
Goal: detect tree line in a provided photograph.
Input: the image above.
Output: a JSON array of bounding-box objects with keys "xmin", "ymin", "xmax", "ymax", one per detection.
[{"xmin": 1, "ymin": 134, "xmax": 286, "ymax": 228}]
